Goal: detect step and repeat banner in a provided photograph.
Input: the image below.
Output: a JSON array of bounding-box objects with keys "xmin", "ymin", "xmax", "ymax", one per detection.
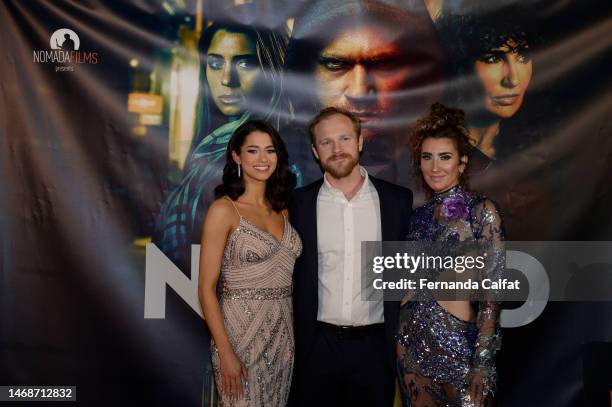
[{"xmin": 2, "ymin": 0, "xmax": 611, "ymax": 405}]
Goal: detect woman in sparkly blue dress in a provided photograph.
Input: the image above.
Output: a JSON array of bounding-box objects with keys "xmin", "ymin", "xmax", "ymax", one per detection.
[{"xmin": 396, "ymin": 103, "xmax": 504, "ymax": 407}]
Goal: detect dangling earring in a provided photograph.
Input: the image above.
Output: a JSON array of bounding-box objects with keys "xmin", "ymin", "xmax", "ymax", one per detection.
[{"xmin": 237, "ymin": 163, "xmax": 241, "ymax": 178}]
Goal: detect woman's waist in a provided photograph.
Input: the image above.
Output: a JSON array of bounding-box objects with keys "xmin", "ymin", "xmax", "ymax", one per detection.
[
  {"xmin": 220, "ymin": 285, "xmax": 292, "ymax": 300},
  {"xmin": 397, "ymin": 301, "xmax": 478, "ymax": 373},
  {"xmin": 435, "ymin": 300, "xmax": 476, "ymax": 323},
  {"xmin": 398, "ymin": 300, "xmax": 478, "ymax": 351}
]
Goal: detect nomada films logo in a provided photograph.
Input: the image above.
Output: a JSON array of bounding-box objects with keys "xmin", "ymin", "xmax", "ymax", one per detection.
[{"xmin": 33, "ymin": 28, "xmax": 99, "ymax": 71}]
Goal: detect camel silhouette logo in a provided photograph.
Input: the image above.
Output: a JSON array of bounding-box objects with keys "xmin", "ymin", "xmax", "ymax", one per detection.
[{"xmin": 50, "ymin": 28, "xmax": 80, "ymax": 51}]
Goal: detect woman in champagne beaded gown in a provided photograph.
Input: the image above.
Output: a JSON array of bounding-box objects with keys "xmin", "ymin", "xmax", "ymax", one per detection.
[
  {"xmin": 198, "ymin": 120, "xmax": 301, "ymax": 406},
  {"xmin": 396, "ymin": 103, "xmax": 504, "ymax": 407}
]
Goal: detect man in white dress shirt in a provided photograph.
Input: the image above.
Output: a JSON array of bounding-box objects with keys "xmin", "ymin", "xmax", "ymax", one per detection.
[{"xmin": 289, "ymin": 107, "xmax": 413, "ymax": 406}]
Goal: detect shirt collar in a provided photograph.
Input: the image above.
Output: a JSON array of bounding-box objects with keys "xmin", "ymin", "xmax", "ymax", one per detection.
[{"xmin": 321, "ymin": 166, "xmax": 370, "ymax": 200}]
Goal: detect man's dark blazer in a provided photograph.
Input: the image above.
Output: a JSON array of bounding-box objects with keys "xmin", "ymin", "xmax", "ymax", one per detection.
[{"xmin": 289, "ymin": 175, "xmax": 413, "ymax": 380}]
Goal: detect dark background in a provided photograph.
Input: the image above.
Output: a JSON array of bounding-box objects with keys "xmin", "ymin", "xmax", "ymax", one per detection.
[{"xmin": 1, "ymin": 1, "xmax": 611, "ymax": 405}]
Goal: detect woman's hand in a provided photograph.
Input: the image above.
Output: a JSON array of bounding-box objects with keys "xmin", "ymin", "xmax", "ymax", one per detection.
[
  {"xmin": 465, "ymin": 369, "xmax": 486, "ymax": 407},
  {"xmin": 219, "ymin": 349, "xmax": 248, "ymax": 402}
]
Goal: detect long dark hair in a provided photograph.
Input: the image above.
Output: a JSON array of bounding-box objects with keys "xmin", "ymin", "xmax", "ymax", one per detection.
[
  {"xmin": 409, "ymin": 102, "xmax": 472, "ymax": 195},
  {"xmin": 189, "ymin": 20, "xmax": 289, "ymax": 152},
  {"xmin": 436, "ymin": 7, "xmax": 542, "ymax": 159},
  {"xmin": 214, "ymin": 120, "xmax": 296, "ymax": 211}
]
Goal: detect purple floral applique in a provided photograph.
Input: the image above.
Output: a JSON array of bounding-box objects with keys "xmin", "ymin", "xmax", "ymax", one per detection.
[{"xmin": 441, "ymin": 195, "xmax": 469, "ymax": 220}]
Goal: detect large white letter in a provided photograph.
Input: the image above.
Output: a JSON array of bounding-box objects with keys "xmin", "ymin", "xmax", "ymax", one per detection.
[
  {"xmin": 500, "ymin": 250, "xmax": 549, "ymax": 328},
  {"xmin": 144, "ymin": 243, "xmax": 202, "ymax": 319}
]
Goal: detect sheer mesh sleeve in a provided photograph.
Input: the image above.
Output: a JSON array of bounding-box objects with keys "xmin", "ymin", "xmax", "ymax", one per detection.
[{"xmin": 469, "ymin": 198, "xmax": 505, "ymax": 396}]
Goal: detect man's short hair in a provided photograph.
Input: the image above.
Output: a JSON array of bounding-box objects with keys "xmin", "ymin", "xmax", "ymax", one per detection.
[{"xmin": 308, "ymin": 107, "xmax": 361, "ymax": 144}]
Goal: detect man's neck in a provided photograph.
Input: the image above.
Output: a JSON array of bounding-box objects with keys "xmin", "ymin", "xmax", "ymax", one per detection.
[{"xmin": 325, "ymin": 166, "xmax": 365, "ymax": 201}]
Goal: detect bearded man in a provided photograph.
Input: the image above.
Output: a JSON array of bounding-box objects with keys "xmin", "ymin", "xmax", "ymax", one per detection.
[{"xmin": 289, "ymin": 107, "xmax": 413, "ymax": 406}]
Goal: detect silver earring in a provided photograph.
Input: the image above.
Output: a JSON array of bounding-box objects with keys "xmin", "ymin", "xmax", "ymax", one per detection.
[{"xmin": 238, "ymin": 164, "xmax": 241, "ymax": 178}]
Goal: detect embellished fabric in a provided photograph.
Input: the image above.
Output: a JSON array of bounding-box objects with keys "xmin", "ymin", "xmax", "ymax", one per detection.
[
  {"xmin": 397, "ymin": 185, "xmax": 504, "ymax": 407},
  {"xmin": 211, "ymin": 214, "xmax": 302, "ymax": 407},
  {"xmin": 220, "ymin": 286, "xmax": 292, "ymax": 300}
]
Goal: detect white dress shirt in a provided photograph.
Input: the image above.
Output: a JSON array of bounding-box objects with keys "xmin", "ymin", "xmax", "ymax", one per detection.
[{"xmin": 316, "ymin": 167, "xmax": 383, "ymax": 326}]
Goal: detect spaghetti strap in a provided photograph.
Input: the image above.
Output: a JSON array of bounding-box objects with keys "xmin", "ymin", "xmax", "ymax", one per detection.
[
  {"xmin": 211, "ymin": 199, "xmax": 302, "ymax": 407},
  {"xmin": 224, "ymin": 197, "xmax": 242, "ymax": 218}
]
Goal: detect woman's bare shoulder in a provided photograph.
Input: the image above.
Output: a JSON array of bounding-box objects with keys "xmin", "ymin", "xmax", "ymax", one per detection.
[{"xmin": 205, "ymin": 197, "xmax": 239, "ymax": 225}]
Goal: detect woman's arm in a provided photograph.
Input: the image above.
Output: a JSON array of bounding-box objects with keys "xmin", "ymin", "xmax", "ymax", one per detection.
[
  {"xmin": 468, "ymin": 198, "xmax": 505, "ymax": 405},
  {"xmin": 198, "ymin": 199, "xmax": 247, "ymax": 402}
]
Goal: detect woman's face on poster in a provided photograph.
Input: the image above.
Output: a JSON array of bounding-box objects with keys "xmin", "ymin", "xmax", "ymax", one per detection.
[
  {"xmin": 206, "ymin": 29, "xmax": 261, "ymax": 118},
  {"xmin": 473, "ymin": 39, "xmax": 532, "ymax": 119}
]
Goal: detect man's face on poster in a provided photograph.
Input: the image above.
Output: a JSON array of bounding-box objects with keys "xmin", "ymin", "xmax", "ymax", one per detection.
[{"xmin": 314, "ymin": 23, "xmax": 411, "ymax": 139}]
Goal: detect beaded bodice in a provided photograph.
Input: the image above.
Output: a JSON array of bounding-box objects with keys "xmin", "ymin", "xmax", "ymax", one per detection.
[{"xmin": 219, "ymin": 214, "xmax": 302, "ymax": 297}]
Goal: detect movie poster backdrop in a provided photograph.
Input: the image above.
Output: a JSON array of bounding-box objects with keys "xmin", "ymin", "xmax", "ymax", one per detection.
[{"xmin": 1, "ymin": 0, "xmax": 611, "ymax": 406}]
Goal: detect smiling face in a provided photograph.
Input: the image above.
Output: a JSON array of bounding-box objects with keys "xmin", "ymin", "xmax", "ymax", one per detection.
[
  {"xmin": 473, "ymin": 39, "xmax": 533, "ymax": 119},
  {"xmin": 206, "ymin": 29, "xmax": 261, "ymax": 118},
  {"xmin": 420, "ymin": 137, "xmax": 467, "ymax": 193},
  {"xmin": 311, "ymin": 113, "xmax": 363, "ymax": 180},
  {"xmin": 232, "ymin": 131, "xmax": 278, "ymax": 183},
  {"xmin": 314, "ymin": 23, "xmax": 411, "ymax": 139}
]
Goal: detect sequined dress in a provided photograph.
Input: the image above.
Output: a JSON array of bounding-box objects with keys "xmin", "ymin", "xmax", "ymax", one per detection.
[
  {"xmin": 211, "ymin": 203, "xmax": 302, "ymax": 406},
  {"xmin": 396, "ymin": 185, "xmax": 504, "ymax": 407}
]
